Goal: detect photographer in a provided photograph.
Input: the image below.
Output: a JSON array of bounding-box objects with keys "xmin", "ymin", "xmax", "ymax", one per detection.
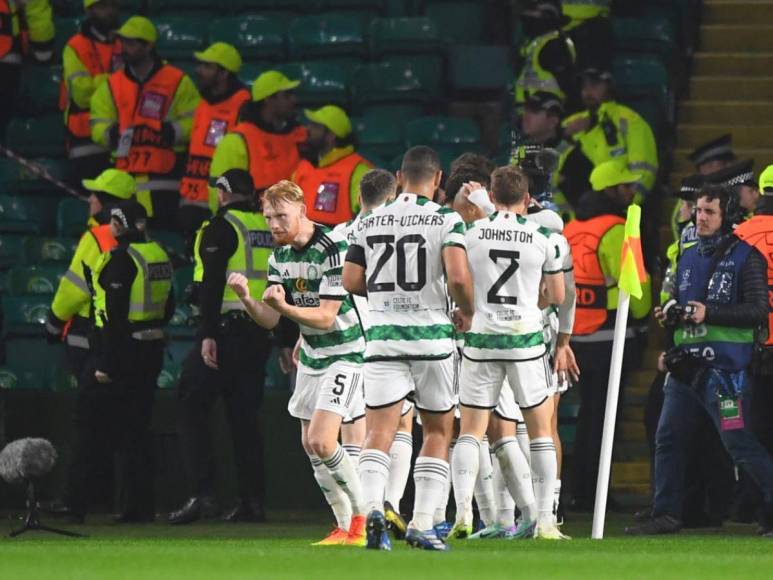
[{"xmin": 627, "ymin": 185, "xmax": 773, "ymax": 536}]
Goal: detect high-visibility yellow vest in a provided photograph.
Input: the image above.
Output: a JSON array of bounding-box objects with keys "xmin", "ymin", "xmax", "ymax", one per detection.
[{"xmin": 562, "ymin": 0, "xmax": 610, "ymax": 30}]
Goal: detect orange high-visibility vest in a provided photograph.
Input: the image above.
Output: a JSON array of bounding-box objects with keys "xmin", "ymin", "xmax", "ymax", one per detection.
[
  {"xmin": 233, "ymin": 121, "xmax": 306, "ymax": 190},
  {"xmin": 108, "ymin": 64, "xmax": 185, "ymax": 175},
  {"xmin": 62, "ymin": 32, "xmax": 121, "ymax": 140},
  {"xmin": 564, "ymin": 214, "xmax": 625, "ymax": 335},
  {"xmin": 295, "ymin": 152, "xmax": 371, "ymax": 226},
  {"xmin": 0, "ymin": 0, "xmax": 19, "ymax": 60},
  {"xmin": 180, "ymin": 88, "xmax": 250, "ymax": 206},
  {"xmin": 735, "ymin": 214, "xmax": 773, "ymax": 347}
]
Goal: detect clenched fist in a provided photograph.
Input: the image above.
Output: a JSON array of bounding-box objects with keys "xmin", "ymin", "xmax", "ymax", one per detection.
[
  {"xmin": 227, "ymin": 272, "xmax": 250, "ymax": 299},
  {"xmin": 263, "ymin": 284, "xmax": 286, "ymax": 311}
]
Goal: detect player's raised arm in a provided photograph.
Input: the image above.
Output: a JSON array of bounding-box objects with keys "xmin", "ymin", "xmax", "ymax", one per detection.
[{"xmin": 227, "ymin": 272, "xmax": 280, "ymax": 330}]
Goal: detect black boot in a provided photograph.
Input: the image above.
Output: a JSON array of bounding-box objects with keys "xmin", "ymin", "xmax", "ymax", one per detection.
[
  {"xmin": 222, "ymin": 499, "xmax": 266, "ymax": 523},
  {"xmin": 624, "ymin": 515, "xmax": 682, "ymax": 536},
  {"xmin": 168, "ymin": 496, "xmax": 216, "ymax": 525}
]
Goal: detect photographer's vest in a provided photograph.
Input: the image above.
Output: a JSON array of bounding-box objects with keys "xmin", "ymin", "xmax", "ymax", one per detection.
[
  {"xmin": 179, "ymin": 88, "xmax": 250, "ymax": 207},
  {"xmin": 63, "ymin": 33, "xmax": 121, "ymax": 149},
  {"xmin": 0, "ymin": 0, "xmax": 20, "ymax": 64},
  {"xmin": 515, "ymin": 31, "xmax": 575, "ymax": 106},
  {"xmin": 93, "ymin": 242, "xmax": 172, "ymax": 328},
  {"xmin": 193, "ymin": 209, "xmax": 272, "ymax": 313},
  {"xmin": 735, "ymin": 215, "xmax": 773, "ymax": 347},
  {"xmin": 295, "ymin": 152, "xmax": 370, "ymax": 226},
  {"xmin": 108, "ymin": 64, "xmax": 184, "ymax": 175},
  {"xmin": 674, "ymin": 241, "xmax": 755, "ymax": 371},
  {"xmin": 232, "ymin": 121, "xmax": 306, "ymax": 190},
  {"xmin": 564, "ymin": 214, "xmax": 624, "ymax": 336}
]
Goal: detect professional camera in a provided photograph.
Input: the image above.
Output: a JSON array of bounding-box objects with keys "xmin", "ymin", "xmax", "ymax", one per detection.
[
  {"xmin": 518, "ymin": 146, "xmax": 560, "ymax": 203},
  {"xmin": 661, "ymin": 299, "xmax": 697, "ymax": 327}
]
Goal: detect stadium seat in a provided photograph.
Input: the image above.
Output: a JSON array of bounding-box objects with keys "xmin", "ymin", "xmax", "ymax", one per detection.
[
  {"xmin": 424, "ymin": 1, "xmax": 482, "ymax": 44},
  {"xmin": 369, "ymin": 17, "xmax": 443, "ymax": 58},
  {"xmin": 2, "ymin": 295, "xmax": 52, "ymax": 335},
  {"xmin": 358, "ymin": 103, "xmax": 425, "ymax": 124},
  {"xmin": 6, "ymin": 264, "xmax": 65, "ymax": 296},
  {"xmin": 313, "ymin": 0, "xmax": 383, "ymax": 11},
  {"xmin": 404, "ymin": 116, "xmax": 481, "ymax": 158},
  {"xmin": 1, "ymin": 339, "xmax": 67, "ymax": 389},
  {"xmin": 448, "ymin": 45, "xmax": 511, "ymax": 92},
  {"xmin": 612, "ymin": 15, "xmax": 676, "ymax": 58},
  {"xmin": 227, "ymin": 0, "xmax": 301, "ymax": 10},
  {"xmin": 155, "ymin": 16, "xmax": 209, "ymax": 61},
  {"xmin": 16, "ymin": 64, "xmax": 63, "ymax": 115},
  {"xmin": 0, "ymin": 194, "xmax": 51, "ymax": 234},
  {"xmin": 173, "ymin": 265, "xmax": 194, "ymax": 301},
  {"xmin": 288, "ymin": 13, "xmax": 367, "ymax": 59},
  {"xmin": 0, "ymin": 157, "xmax": 72, "ymax": 194},
  {"xmin": 154, "ymin": 230, "xmax": 186, "ymax": 264},
  {"xmin": 277, "ymin": 61, "xmax": 350, "ymax": 107},
  {"xmin": 22, "ymin": 236, "xmax": 78, "ymax": 264},
  {"xmin": 6, "ymin": 115, "xmax": 67, "ymax": 158},
  {"xmin": 209, "ymin": 16, "xmax": 287, "ymax": 62},
  {"xmin": 56, "ymin": 197, "xmax": 90, "ymax": 237},
  {"xmin": 623, "ymin": 96, "xmax": 666, "ymax": 140},
  {"xmin": 355, "ymin": 149, "xmax": 386, "ymax": 169},
  {"xmin": 0, "ymin": 234, "xmax": 26, "ymax": 269},
  {"xmin": 612, "ymin": 55, "xmax": 672, "ymax": 118},
  {"xmin": 238, "ymin": 62, "xmax": 272, "ymax": 87},
  {"xmin": 158, "ymin": 338, "xmax": 194, "ymax": 389},
  {"xmin": 351, "ymin": 115, "xmax": 404, "ymax": 160},
  {"xmin": 351, "ymin": 57, "xmax": 442, "ymax": 110},
  {"xmin": 149, "ymin": 0, "xmax": 217, "ymax": 14}
]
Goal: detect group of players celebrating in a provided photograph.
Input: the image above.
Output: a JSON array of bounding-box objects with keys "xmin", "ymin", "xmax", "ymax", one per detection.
[{"xmin": 227, "ymin": 145, "xmax": 579, "ymax": 551}]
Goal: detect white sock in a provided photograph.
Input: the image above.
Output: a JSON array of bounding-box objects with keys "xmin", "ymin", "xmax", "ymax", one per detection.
[
  {"xmin": 554, "ymin": 479, "xmax": 562, "ymax": 516},
  {"xmin": 321, "ymin": 445, "xmax": 365, "ymax": 516},
  {"xmin": 516, "ymin": 422, "xmax": 530, "ymax": 465},
  {"xmin": 492, "ymin": 449, "xmax": 515, "ymax": 528},
  {"xmin": 434, "ymin": 471, "xmax": 451, "ymax": 526},
  {"xmin": 385, "ymin": 431, "xmax": 412, "ymax": 509},
  {"xmin": 412, "ymin": 456, "xmax": 450, "ymax": 531},
  {"xmin": 309, "ymin": 455, "xmax": 352, "ymax": 530},
  {"xmin": 343, "ymin": 444, "xmax": 361, "ymax": 463},
  {"xmin": 530, "ymin": 437, "xmax": 558, "ymax": 525},
  {"xmin": 493, "ymin": 436, "xmax": 537, "ymax": 522},
  {"xmin": 474, "ymin": 436, "xmax": 496, "ymax": 527},
  {"xmin": 451, "ymin": 434, "xmax": 479, "ymax": 527},
  {"xmin": 358, "ymin": 449, "xmax": 391, "ymax": 515}
]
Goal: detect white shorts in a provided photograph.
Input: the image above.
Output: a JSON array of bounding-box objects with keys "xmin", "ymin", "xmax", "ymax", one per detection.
[
  {"xmin": 289, "ymin": 361, "xmax": 365, "ymax": 422},
  {"xmin": 459, "ymin": 355, "xmax": 552, "ymax": 410},
  {"xmin": 364, "ymin": 355, "xmax": 457, "ymax": 413},
  {"xmin": 493, "ymin": 379, "xmax": 524, "ymax": 422}
]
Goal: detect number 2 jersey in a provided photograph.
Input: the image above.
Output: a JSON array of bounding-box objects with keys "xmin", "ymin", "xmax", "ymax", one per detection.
[
  {"xmin": 268, "ymin": 224, "xmax": 365, "ymax": 374},
  {"xmin": 346, "ymin": 193, "xmax": 466, "ymax": 361},
  {"xmin": 464, "ymin": 211, "xmax": 563, "ymax": 361}
]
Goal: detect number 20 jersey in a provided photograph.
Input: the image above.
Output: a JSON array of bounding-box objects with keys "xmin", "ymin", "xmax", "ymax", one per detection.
[
  {"xmin": 347, "ymin": 194, "xmax": 466, "ymax": 361},
  {"xmin": 464, "ymin": 211, "xmax": 563, "ymax": 361}
]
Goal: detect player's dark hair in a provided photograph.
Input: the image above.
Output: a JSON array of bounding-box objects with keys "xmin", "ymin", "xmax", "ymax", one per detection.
[
  {"xmin": 400, "ymin": 146, "xmax": 441, "ymax": 184},
  {"xmin": 360, "ymin": 168, "xmax": 397, "ymax": 209},
  {"xmin": 491, "ymin": 165, "xmax": 529, "ymax": 206},
  {"xmin": 445, "ymin": 154, "xmax": 496, "ymax": 205}
]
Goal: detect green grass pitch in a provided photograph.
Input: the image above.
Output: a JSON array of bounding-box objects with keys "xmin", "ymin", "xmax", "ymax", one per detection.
[{"xmin": 1, "ymin": 512, "xmax": 770, "ymax": 579}]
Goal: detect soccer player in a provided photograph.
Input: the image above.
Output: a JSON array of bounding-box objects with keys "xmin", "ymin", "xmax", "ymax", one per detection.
[
  {"xmin": 227, "ymin": 180, "xmax": 366, "ymax": 546},
  {"xmin": 343, "ymin": 146, "xmax": 474, "ymax": 551},
  {"xmin": 451, "ymin": 165, "xmax": 569, "ymax": 540}
]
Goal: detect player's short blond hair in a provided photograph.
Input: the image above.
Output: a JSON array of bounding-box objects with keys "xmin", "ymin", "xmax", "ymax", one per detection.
[{"xmin": 264, "ymin": 180, "xmax": 305, "ymax": 207}]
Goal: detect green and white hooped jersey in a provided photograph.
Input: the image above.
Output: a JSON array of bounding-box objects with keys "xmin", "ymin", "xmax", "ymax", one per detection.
[
  {"xmin": 268, "ymin": 225, "xmax": 364, "ymax": 375},
  {"xmin": 464, "ymin": 211, "xmax": 563, "ymax": 361},
  {"xmin": 349, "ymin": 193, "xmax": 466, "ymax": 361}
]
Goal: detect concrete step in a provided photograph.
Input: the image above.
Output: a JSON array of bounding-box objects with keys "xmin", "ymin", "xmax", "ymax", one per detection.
[
  {"xmin": 612, "ymin": 461, "xmax": 650, "ymax": 485},
  {"xmin": 700, "ymin": 25, "xmax": 773, "ymax": 52},
  {"xmin": 620, "ymin": 421, "xmax": 646, "ymax": 442},
  {"xmin": 690, "ymin": 77, "xmax": 773, "ymax": 100},
  {"xmin": 672, "ymin": 149, "xmax": 773, "ymax": 174},
  {"xmin": 677, "ymin": 124, "xmax": 773, "ymax": 150},
  {"xmin": 703, "ymin": 1, "xmax": 773, "ymax": 26},
  {"xmin": 614, "ymin": 441, "xmax": 650, "ymax": 462},
  {"xmin": 629, "ymin": 370, "xmax": 658, "ymax": 391},
  {"xmin": 612, "ymin": 483, "xmax": 651, "ymax": 497},
  {"xmin": 693, "ymin": 52, "xmax": 773, "ymax": 76},
  {"xmin": 679, "ymin": 101, "xmax": 773, "ymax": 124},
  {"xmin": 622, "ymin": 406, "xmax": 645, "ymax": 422}
]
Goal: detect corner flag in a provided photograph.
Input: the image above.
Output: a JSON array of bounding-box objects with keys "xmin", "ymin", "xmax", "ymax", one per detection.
[{"xmin": 618, "ymin": 204, "xmax": 646, "ymax": 300}]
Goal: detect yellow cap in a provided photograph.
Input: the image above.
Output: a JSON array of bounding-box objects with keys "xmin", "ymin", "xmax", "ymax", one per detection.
[
  {"xmin": 117, "ymin": 16, "xmax": 157, "ymax": 43},
  {"xmin": 304, "ymin": 105, "xmax": 352, "ymax": 139},
  {"xmin": 82, "ymin": 169, "xmax": 136, "ymax": 200},
  {"xmin": 759, "ymin": 164, "xmax": 773, "ymax": 193},
  {"xmin": 251, "ymin": 70, "xmax": 300, "ymax": 102},
  {"xmin": 590, "ymin": 159, "xmax": 641, "ymax": 191},
  {"xmin": 194, "ymin": 42, "xmax": 242, "ymax": 74},
  {"xmin": 83, "ymin": 0, "xmax": 101, "ymax": 9}
]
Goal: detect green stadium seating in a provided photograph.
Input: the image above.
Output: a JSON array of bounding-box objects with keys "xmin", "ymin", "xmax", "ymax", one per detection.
[
  {"xmin": 227, "ymin": 0, "xmax": 301, "ymax": 10},
  {"xmin": 355, "ymin": 149, "xmax": 386, "ymax": 169},
  {"xmin": 16, "ymin": 64, "xmax": 63, "ymax": 115},
  {"xmin": 612, "ymin": 55, "xmax": 671, "ymax": 116},
  {"xmin": 0, "ymin": 234, "xmax": 26, "ymax": 269},
  {"xmin": 56, "ymin": 197, "xmax": 89, "ymax": 237},
  {"xmin": 0, "ymin": 157, "xmax": 72, "ymax": 194},
  {"xmin": 0, "ymin": 195, "xmax": 51, "ymax": 234},
  {"xmin": 149, "ymin": 0, "xmax": 217, "ymax": 14},
  {"xmin": 265, "ymin": 346, "xmax": 289, "ymax": 390},
  {"xmin": 612, "ymin": 15, "xmax": 676, "ymax": 58},
  {"xmin": 623, "ymin": 96, "xmax": 666, "ymax": 140},
  {"xmin": 153, "ymin": 230, "xmax": 186, "ymax": 263},
  {"xmin": 351, "ymin": 57, "xmax": 442, "ymax": 110},
  {"xmin": 424, "ymin": 1, "xmax": 482, "ymax": 44},
  {"xmin": 351, "ymin": 115, "xmax": 404, "ymax": 160},
  {"xmin": 288, "ymin": 14, "xmax": 367, "ymax": 59},
  {"xmin": 7, "ymin": 264, "xmax": 66, "ymax": 296},
  {"xmin": 448, "ymin": 45, "xmax": 511, "ymax": 92},
  {"xmin": 369, "ymin": 17, "xmax": 443, "ymax": 57},
  {"xmin": 173, "ymin": 265, "xmax": 194, "ymax": 301},
  {"xmin": 53, "ymin": 17, "xmax": 81, "ymax": 63},
  {"xmin": 1, "ymin": 340, "xmax": 68, "ymax": 390},
  {"xmin": 6, "ymin": 115, "xmax": 67, "ymax": 158},
  {"xmin": 159, "ymin": 338, "xmax": 194, "ymax": 389},
  {"xmin": 209, "ymin": 16, "xmax": 287, "ymax": 62},
  {"xmin": 314, "ymin": 0, "xmax": 383, "ymax": 11},
  {"xmin": 358, "ymin": 103, "xmax": 425, "ymax": 124},
  {"xmin": 2, "ymin": 295, "xmax": 52, "ymax": 334},
  {"xmin": 277, "ymin": 61, "xmax": 350, "ymax": 107},
  {"xmin": 404, "ymin": 116, "xmax": 481, "ymax": 158},
  {"xmin": 22, "ymin": 236, "xmax": 78, "ymax": 264},
  {"xmin": 238, "ymin": 62, "xmax": 272, "ymax": 87},
  {"xmin": 155, "ymin": 16, "xmax": 209, "ymax": 60}
]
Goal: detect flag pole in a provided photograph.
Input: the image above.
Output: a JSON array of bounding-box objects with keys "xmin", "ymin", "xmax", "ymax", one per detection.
[{"xmin": 591, "ymin": 289, "xmax": 631, "ymax": 539}]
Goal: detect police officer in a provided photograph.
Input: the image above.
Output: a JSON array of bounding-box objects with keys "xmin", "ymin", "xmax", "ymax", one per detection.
[
  {"xmin": 210, "ymin": 70, "xmax": 307, "ymax": 202},
  {"xmin": 178, "ymin": 42, "xmax": 250, "ymax": 242},
  {"xmin": 61, "ymin": 0, "xmax": 122, "ymax": 183},
  {"xmin": 561, "ymin": 0, "xmax": 611, "ymax": 73},
  {"xmin": 90, "ymin": 15, "xmax": 200, "ymax": 228},
  {"xmin": 47, "ymin": 169, "xmax": 135, "ymax": 379},
  {"xmin": 293, "ymin": 105, "xmax": 372, "ymax": 227},
  {"xmin": 564, "ymin": 160, "xmax": 652, "ymax": 510},
  {"xmin": 708, "ymin": 159, "xmax": 760, "ymax": 217},
  {"xmin": 688, "ymin": 134, "xmax": 737, "ymax": 177},
  {"xmin": 627, "ymin": 184, "xmax": 773, "ymax": 536},
  {"xmin": 63, "ymin": 200, "xmax": 174, "ymax": 523},
  {"xmin": 169, "ymin": 169, "xmax": 272, "ymax": 524}
]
